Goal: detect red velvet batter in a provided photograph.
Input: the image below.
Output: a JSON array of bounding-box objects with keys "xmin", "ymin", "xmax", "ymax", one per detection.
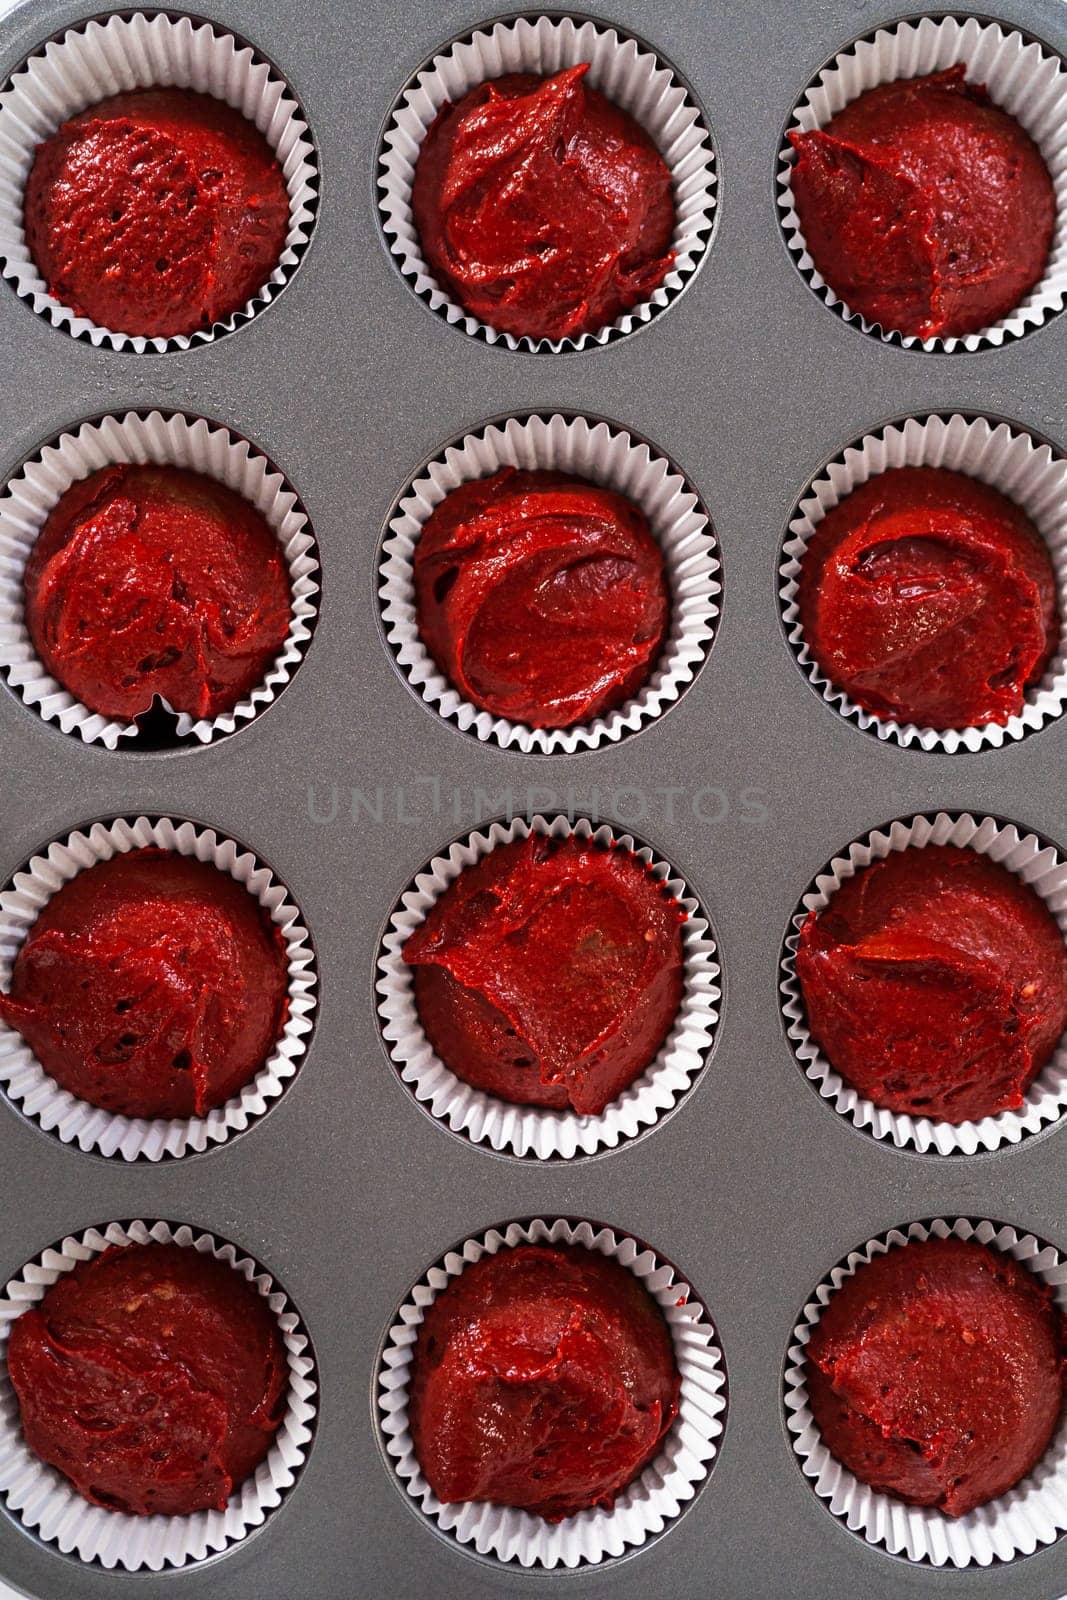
[
  {"xmin": 0, "ymin": 848, "xmax": 289, "ymax": 1119},
  {"xmin": 789, "ymin": 66, "xmax": 1055, "ymax": 340},
  {"xmin": 807, "ymin": 1236, "xmax": 1065, "ymax": 1516},
  {"xmin": 25, "ymin": 88, "xmax": 290, "ymax": 338},
  {"xmin": 403, "ymin": 833, "xmax": 685, "ymax": 1115},
  {"xmin": 414, "ymin": 468, "xmax": 669, "ymax": 728},
  {"xmin": 7, "ymin": 1242, "xmax": 287, "ymax": 1517},
  {"xmin": 798, "ymin": 467, "xmax": 1059, "ymax": 730},
  {"xmin": 795, "ymin": 845, "xmax": 1067, "ymax": 1123},
  {"xmin": 412, "ymin": 65, "xmax": 675, "ymax": 341},
  {"xmin": 25, "ymin": 464, "xmax": 292, "ymax": 723},
  {"xmin": 410, "ymin": 1244, "xmax": 679, "ymax": 1520}
]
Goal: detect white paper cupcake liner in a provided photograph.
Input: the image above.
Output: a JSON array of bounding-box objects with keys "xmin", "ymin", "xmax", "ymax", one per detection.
[
  {"xmin": 0, "ymin": 11, "xmax": 318, "ymax": 352},
  {"xmin": 780, "ymin": 413, "xmax": 1067, "ymax": 753},
  {"xmin": 377, "ymin": 814, "xmax": 719, "ymax": 1160},
  {"xmin": 378, "ymin": 1216, "xmax": 726, "ymax": 1569},
  {"xmin": 0, "ymin": 815, "xmax": 318, "ymax": 1161},
  {"xmin": 378, "ymin": 14, "xmax": 716, "ymax": 352},
  {"xmin": 0, "ymin": 409, "xmax": 319, "ymax": 749},
  {"xmin": 785, "ymin": 1216, "xmax": 1067, "ymax": 1567},
  {"xmin": 780, "ymin": 811, "xmax": 1067, "ymax": 1156},
  {"xmin": 380, "ymin": 413, "xmax": 719, "ymax": 753},
  {"xmin": 777, "ymin": 15, "xmax": 1067, "ymax": 352},
  {"xmin": 0, "ymin": 1218, "xmax": 316, "ymax": 1570}
]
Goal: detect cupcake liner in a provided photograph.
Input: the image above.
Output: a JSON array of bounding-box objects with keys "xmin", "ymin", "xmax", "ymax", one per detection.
[
  {"xmin": 785, "ymin": 1216, "xmax": 1067, "ymax": 1566},
  {"xmin": 0, "ymin": 1218, "xmax": 316, "ymax": 1570},
  {"xmin": 377, "ymin": 813, "xmax": 719, "ymax": 1161},
  {"xmin": 380, "ymin": 413, "xmax": 720, "ymax": 753},
  {"xmin": 0, "ymin": 815, "xmax": 317, "ymax": 1161},
  {"xmin": 777, "ymin": 15, "xmax": 1067, "ymax": 352},
  {"xmin": 378, "ymin": 1216, "xmax": 726, "ymax": 1569},
  {"xmin": 0, "ymin": 409, "xmax": 320, "ymax": 749},
  {"xmin": 780, "ymin": 413, "xmax": 1067, "ymax": 753},
  {"xmin": 378, "ymin": 14, "xmax": 716, "ymax": 353},
  {"xmin": 780, "ymin": 811, "xmax": 1067, "ymax": 1156},
  {"xmin": 0, "ymin": 10, "xmax": 318, "ymax": 352}
]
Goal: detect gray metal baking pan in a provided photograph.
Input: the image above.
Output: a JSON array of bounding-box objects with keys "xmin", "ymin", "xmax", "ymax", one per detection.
[{"xmin": 1, "ymin": 0, "xmax": 1067, "ymax": 1595}]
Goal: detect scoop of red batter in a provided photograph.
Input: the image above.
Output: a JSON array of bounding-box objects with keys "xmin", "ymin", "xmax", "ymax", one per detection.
[
  {"xmin": 798, "ymin": 466, "xmax": 1059, "ymax": 730},
  {"xmin": 412, "ymin": 65, "xmax": 675, "ymax": 341},
  {"xmin": 414, "ymin": 468, "xmax": 669, "ymax": 728},
  {"xmin": 410, "ymin": 1244, "xmax": 679, "ymax": 1520},
  {"xmin": 789, "ymin": 66, "xmax": 1055, "ymax": 340},
  {"xmin": 25, "ymin": 88, "xmax": 290, "ymax": 338},
  {"xmin": 796, "ymin": 845, "xmax": 1067, "ymax": 1123},
  {"xmin": 0, "ymin": 848, "xmax": 289, "ymax": 1119},
  {"xmin": 7, "ymin": 1242, "xmax": 288, "ymax": 1517},
  {"xmin": 403, "ymin": 833, "xmax": 685, "ymax": 1115},
  {"xmin": 25, "ymin": 463, "xmax": 292, "ymax": 724},
  {"xmin": 807, "ymin": 1236, "xmax": 1065, "ymax": 1516}
]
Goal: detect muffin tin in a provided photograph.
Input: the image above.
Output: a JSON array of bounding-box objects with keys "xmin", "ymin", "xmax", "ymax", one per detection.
[{"xmin": 0, "ymin": 0, "xmax": 1067, "ymax": 1595}]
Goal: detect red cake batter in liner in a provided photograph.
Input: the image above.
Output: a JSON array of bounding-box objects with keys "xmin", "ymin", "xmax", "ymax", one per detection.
[
  {"xmin": 7, "ymin": 1242, "xmax": 288, "ymax": 1517},
  {"xmin": 410, "ymin": 1244, "xmax": 680, "ymax": 1520},
  {"xmin": 414, "ymin": 468, "xmax": 669, "ymax": 728},
  {"xmin": 807, "ymin": 1236, "xmax": 1066, "ymax": 1516},
  {"xmin": 797, "ymin": 466, "xmax": 1059, "ymax": 731},
  {"xmin": 25, "ymin": 88, "xmax": 290, "ymax": 339},
  {"xmin": 0, "ymin": 848, "xmax": 289, "ymax": 1120},
  {"xmin": 789, "ymin": 66, "xmax": 1055, "ymax": 340},
  {"xmin": 795, "ymin": 845, "xmax": 1067, "ymax": 1123},
  {"xmin": 25, "ymin": 463, "xmax": 292, "ymax": 725},
  {"xmin": 412, "ymin": 65, "xmax": 675, "ymax": 341},
  {"xmin": 403, "ymin": 833, "xmax": 685, "ymax": 1115}
]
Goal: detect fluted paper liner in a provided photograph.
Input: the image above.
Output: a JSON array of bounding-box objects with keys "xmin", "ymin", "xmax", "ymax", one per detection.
[
  {"xmin": 785, "ymin": 1217, "xmax": 1067, "ymax": 1566},
  {"xmin": 0, "ymin": 10, "xmax": 318, "ymax": 351},
  {"xmin": 780, "ymin": 413, "xmax": 1067, "ymax": 753},
  {"xmin": 780, "ymin": 812, "xmax": 1067, "ymax": 1156},
  {"xmin": 0, "ymin": 1219, "xmax": 316, "ymax": 1570},
  {"xmin": 380, "ymin": 413, "xmax": 719, "ymax": 752},
  {"xmin": 0, "ymin": 816, "xmax": 317, "ymax": 1160},
  {"xmin": 778, "ymin": 15, "xmax": 1067, "ymax": 351},
  {"xmin": 378, "ymin": 814, "xmax": 718, "ymax": 1160},
  {"xmin": 378, "ymin": 1217, "xmax": 725, "ymax": 1568},
  {"xmin": 378, "ymin": 14, "xmax": 716, "ymax": 352},
  {"xmin": 0, "ymin": 410, "xmax": 319, "ymax": 748}
]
